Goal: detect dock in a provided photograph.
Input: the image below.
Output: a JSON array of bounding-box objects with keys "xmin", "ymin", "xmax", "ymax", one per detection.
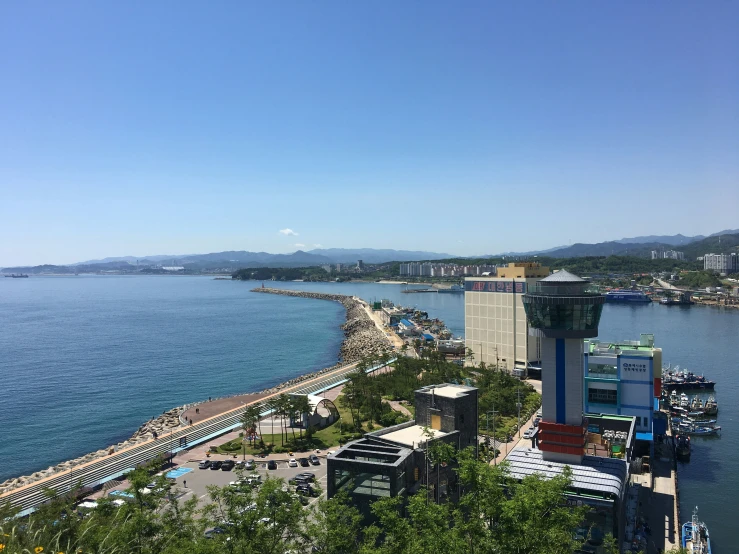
[{"xmin": 629, "ymin": 420, "xmax": 680, "ymax": 553}]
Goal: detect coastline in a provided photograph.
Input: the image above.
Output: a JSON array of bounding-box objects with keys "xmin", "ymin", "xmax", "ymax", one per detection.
[{"xmin": 0, "ymin": 286, "xmax": 391, "ymax": 496}]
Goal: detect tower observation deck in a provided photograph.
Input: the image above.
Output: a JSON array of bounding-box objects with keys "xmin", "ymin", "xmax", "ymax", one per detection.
[{"xmin": 522, "ymin": 270, "xmax": 605, "ymax": 463}]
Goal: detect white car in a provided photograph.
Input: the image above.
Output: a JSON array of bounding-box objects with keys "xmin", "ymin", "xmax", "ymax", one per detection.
[
  {"xmin": 326, "ymin": 450, "xmax": 336, "ymax": 457},
  {"xmin": 287, "ymin": 458, "xmax": 298, "ymax": 467},
  {"xmin": 523, "ymin": 428, "xmax": 535, "ymax": 439}
]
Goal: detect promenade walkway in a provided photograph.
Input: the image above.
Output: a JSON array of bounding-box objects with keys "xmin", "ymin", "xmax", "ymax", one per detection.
[{"xmin": 0, "ymin": 357, "xmax": 394, "ymax": 516}]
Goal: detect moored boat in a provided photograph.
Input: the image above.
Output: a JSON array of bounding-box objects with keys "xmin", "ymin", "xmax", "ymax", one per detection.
[
  {"xmin": 702, "ymin": 397, "xmax": 718, "ymax": 416},
  {"xmin": 604, "ymin": 289, "xmax": 651, "ymax": 303},
  {"xmin": 682, "ymin": 507, "xmax": 711, "ymax": 553},
  {"xmin": 680, "ymin": 393, "xmax": 690, "ymax": 408},
  {"xmin": 675, "ymin": 434, "xmax": 691, "ymax": 457}
]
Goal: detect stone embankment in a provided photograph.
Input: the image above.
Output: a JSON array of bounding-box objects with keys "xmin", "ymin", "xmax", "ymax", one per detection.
[
  {"xmin": 0, "ymin": 407, "xmax": 188, "ymax": 495},
  {"xmin": 250, "ymin": 287, "xmax": 391, "ymax": 363},
  {"xmin": 0, "ymin": 287, "xmax": 391, "ymax": 496}
]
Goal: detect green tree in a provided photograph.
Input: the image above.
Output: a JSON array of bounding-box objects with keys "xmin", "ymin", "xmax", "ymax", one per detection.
[{"xmin": 307, "ymin": 491, "xmax": 363, "ymax": 554}]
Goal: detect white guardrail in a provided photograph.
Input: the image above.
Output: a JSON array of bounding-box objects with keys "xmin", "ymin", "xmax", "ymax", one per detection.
[{"xmin": 2, "ymin": 359, "xmax": 395, "ymax": 516}]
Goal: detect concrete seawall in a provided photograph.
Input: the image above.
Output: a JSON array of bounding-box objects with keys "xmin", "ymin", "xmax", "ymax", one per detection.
[{"xmin": 0, "ymin": 287, "xmax": 390, "ymax": 496}]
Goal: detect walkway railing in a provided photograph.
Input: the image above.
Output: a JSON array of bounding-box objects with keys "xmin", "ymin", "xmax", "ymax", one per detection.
[{"xmin": 1, "ymin": 358, "xmax": 395, "ymax": 516}]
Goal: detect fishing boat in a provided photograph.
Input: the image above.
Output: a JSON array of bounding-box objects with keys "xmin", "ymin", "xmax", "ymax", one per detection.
[
  {"xmin": 662, "ymin": 365, "xmax": 716, "ymax": 391},
  {"xmin": 675, "ymin": 434, "xmax": 691, "ymax": 457},
  {"xmin": 702, "ymin": 397, "xmax": 718, "ymax": 416},
  {"xmin": 682, "ymin": 507, "xmax": 711, "ymax": 553},
  {"xmin": 687, "ymin": 426, "xmax": 721, "ymax": 437},
  {"xmin": 690, "ymin": 396, "xmax": 703, "ymax": 411},
  {"xmin": 680, "ymin": 393, "xmax": 690, "ymax": 408}
]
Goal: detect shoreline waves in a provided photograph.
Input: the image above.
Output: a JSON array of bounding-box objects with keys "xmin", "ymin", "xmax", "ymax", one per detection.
[{"xmin": 0, "ymin": 287, "xmax": 390, "ymax": 496}]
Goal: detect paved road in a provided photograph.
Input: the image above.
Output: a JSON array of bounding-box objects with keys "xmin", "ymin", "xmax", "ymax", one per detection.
[{"xmin": 1, "ymin": 358, "xmax": 392, "ymax": 515}]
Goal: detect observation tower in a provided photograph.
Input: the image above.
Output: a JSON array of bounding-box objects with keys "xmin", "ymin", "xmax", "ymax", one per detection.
[{"xmin": 522, "ymin": 270, "xmax": 605, "ymax": 463}]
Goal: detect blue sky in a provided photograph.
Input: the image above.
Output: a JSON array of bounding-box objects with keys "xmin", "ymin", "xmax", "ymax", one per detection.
[{"xmin": 1, "ymin": 2, "xmax": 737, "ymax": 265}]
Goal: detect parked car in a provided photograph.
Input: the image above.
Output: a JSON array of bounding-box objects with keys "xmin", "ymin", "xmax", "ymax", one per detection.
[
  {"xmin": 198, "ymin": 460, "xmax": 211, "ymax": 469},
  {"xmin": 326, "ymin": 450, "xmax": 336, "ymax": 457},
  {"xmin": 298, "ymin": 458, "xmax": 310, "ymax": 467},
  {"xmin": 533, "ymin": 417, "xmax": 541, "ymax": 427},
  {"xmin": 221, "ymin": 459, "xmax": 235, "ymax": 471},
  {"xmin": 296, "ymin": 484, "xmax": 314, "ymax": 497},
  {"xmin": 267, "ymin": 460, "xmax": 277, "ymax": 470},
  {"xmin": 245, "ymin": 460, "xmax": 256, "ymax": 470},
  {"xmin": 523, "ymin": 429, "xmax": 535, "ymax": 439},
  {"xmin": 210, "ymin": 460, "xmax": 223, "ymax": 470},
  {"xmin": 309, "ymin": 455, "xmax": 320, "ymax": 465},
  {"xmin": 204, "ymin": 526, "xmax": 227, "ymax": 539},
  {"xmin": 289, "ymin": 476, "xmax": 312, "ymax": 486},
  {"xmin": 288, "ymin": 458, "xmax": 298, "ymax": 468},
  {"xmin": 246, "ymin": 475, "xmax": 262, "ymax": 487}
]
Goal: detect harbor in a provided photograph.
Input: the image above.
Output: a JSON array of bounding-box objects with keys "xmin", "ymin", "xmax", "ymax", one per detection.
[{"xmin": 1, "ymin": 277, "xmax": 737, "ymax": 548}]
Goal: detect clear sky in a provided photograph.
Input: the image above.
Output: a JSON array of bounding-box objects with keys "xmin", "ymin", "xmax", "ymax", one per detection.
[{"xmin": 1, "ymin": 2, "xmax": 737, "ymax": 266}]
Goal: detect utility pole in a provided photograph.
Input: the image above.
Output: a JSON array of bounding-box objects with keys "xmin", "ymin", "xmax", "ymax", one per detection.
[
  {"xmin": 516, "ymin": 386, "xmax": 522, "ymax": 439},
  {"xmin": 487, "ymin": 408, "xmax": 499, "ymax": 465}
]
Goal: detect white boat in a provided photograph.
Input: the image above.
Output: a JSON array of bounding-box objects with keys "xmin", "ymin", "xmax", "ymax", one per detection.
[
  {"xmin": 680, "ymin": 393, "xmax": 690, "ymax": 408},
  {"xmin": 682, "ymin": 507, "xmax": 711, "ymax": 553}
]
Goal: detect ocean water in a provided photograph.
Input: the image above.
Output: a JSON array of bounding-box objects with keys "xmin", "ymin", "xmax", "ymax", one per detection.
[{"xmin": 1, "ymin": 277, "xmax": 736, "ymax": 547}]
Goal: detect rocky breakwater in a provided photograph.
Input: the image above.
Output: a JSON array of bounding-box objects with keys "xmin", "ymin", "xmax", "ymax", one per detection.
[
  {"xmin": 0, "ymin": 407, "xmax": 187, "ymax": 496},
  {"xmin": 251, "ymin": 287, "xmax": 390, "ymax": 363}
]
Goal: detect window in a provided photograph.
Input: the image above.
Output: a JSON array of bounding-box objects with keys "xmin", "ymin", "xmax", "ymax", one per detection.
[
  {"xmin": 588, "ymin": 387, "xmax": 617, "ymax": 405},
  {"xmin": 634, "ymin": 416, "xmax": 641, "ymax": 426}
]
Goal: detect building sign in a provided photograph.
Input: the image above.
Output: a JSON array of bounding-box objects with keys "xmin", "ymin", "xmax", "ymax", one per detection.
[
  {"xmin": 622, "ymin": 362, "xmax": 647, "ymax": 372},
  {"xmin": 465, "ymin": 280, "xmax": 527, "ymax": 293}
]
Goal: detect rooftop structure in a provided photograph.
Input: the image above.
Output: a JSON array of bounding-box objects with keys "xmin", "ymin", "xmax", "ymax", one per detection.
[
  {"xmin": 378, "ymin": 425, "xmax": 448, "ymax": 448},
  {"xmin": 497, "ymin": 262, "xmax": 551, "ymax": 279},
  {"xmin": 506, "ymin": 448, "xmax": 628, "ymax": 500}
]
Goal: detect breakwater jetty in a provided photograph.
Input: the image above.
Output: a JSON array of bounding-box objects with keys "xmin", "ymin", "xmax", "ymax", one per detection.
[{"xmin": 250, "ymin": 287, "xmax": 391, "ymax": 363}]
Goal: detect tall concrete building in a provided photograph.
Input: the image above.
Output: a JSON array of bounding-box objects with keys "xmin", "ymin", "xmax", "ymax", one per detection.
[
  {"xmin": 704, "ymin": 252, "xmax": 738, "ymax": 274},
  {"xmin": 464, "ymin": 262, "xmax": 549, "ymax": 373},
  {"xmin": 521, "ymin": 269, "xmax": 605, "ymax": 463}
]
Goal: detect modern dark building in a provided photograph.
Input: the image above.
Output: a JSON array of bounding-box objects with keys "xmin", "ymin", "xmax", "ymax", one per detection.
[{"xmin": 327, "ymin": 383, "xmax": 478, "ymax": 518}]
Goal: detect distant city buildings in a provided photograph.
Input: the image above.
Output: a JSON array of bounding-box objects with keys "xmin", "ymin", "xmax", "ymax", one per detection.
[
  {"xmin": 464, "ymin": 262, "xmax": 550, "ymax": 373},
  {"xmin": 357, "ymin": 259, "xmax": 364, "ymax": 271},
  {"xmin": 399, "ymin": 262, "xmax": 496, "ymax": 277},
  {"xmin": 651, "ymin": 250, "xmax": 684, "ymax": 260},
  {"xmin": 703, "ymin": 252, "xmax": 738, "ymax": 275}
]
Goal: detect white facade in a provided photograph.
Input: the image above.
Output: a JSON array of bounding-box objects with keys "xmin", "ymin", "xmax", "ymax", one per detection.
[
  {"xmin": 464, "ymin": 277, "xmax": 541, "ymax": 371},
  {"xmin": 704, "ymin": 253, "xmax": 738, "ymax": 274},
  {"xmin": 583, "ymin": 335, "xmax": 661, "ymax": 435}
]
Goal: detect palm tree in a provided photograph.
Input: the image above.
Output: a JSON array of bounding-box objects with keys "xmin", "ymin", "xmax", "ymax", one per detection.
[
  {"xmin": 291, "ymin": 395, "xmax": 312, "ymax": 440},
  {"xmin": 276, "ymin": 394, "xmax": 290, "ymax": 447},
  {"xmin": 244, "ymin": 404, "xmax": 263, "ymax": 445},
  {"xmin": 240, "ymin": 405, "xmax": 259, "ymax": 446}
]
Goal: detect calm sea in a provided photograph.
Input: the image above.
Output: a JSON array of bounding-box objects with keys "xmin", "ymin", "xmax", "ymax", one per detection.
[{"xmin": 1, "ymin": 277, "xmax": 736, "ymax": 547}]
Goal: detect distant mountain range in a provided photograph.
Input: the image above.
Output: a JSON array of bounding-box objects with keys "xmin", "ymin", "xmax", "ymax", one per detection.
[
  {"xmin": 73, "ymin": 248, "xmax": 454, "ymax": 268},
  {"xmin": 4, "ymin": 231, "xmax": 739, "ymax": 273},
  {"xmin": 613, "ymin": 229, "xmax": 739, "ymax": 246}
]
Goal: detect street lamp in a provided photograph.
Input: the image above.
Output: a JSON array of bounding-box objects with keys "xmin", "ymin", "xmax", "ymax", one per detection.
[{"xmin": 486, "ymin": 407, "xmax": 499, "ymax": 465}]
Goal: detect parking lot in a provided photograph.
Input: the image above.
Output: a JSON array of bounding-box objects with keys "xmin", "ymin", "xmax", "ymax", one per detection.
[{"xmin": 155, "ymin": 456, "xmax": 330, "ymax": 509}]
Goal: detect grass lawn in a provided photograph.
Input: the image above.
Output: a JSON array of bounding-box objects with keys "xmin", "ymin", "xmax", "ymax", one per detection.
[{"xmin": 215, "ymin": 393, "xmax": 395, "ymax": 456}]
